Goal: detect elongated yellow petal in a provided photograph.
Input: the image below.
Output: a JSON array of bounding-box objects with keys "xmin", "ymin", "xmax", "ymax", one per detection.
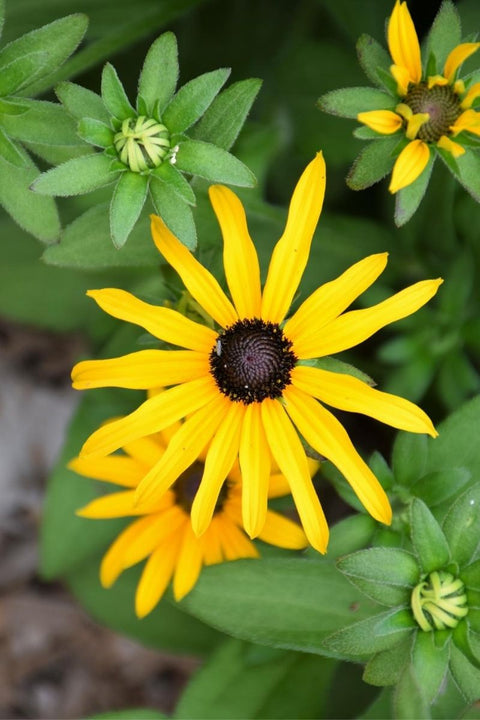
[
  {"xmin": 69, "ymin": 455, "xmax": 144, "ymax": 487},
  {"xmin": 217, "ymin": 518, "xmax": 259, "ymax": 560},
  {"xmin": 80, "ymin": 376, "xmax": 218, "ymax": 458},
  {"xmin": 238, "ymin": 403, "xmax": 271, "ymax": 538},
  {"xmin": 259, "ymin": 510, "xmax": 308, "ymax": 549},
  {"xmin": 202, "ymin": 517, "xmax": 224, "ymax": 565},
  {"xmin": 150, "ymin": 214, "xmax": 238, "ymax": 328},
  {"xmin": 123, "ymin": 507, "xmax": 187, "ymax": 568},
  {"xmin": 86, "ymin": 288, "xmax": 216, "ymax": 352},
  {"xmin": 77, "ymin": 490, "xmax": 148, "ymax": 518},
  {"xmin": 261, "ymin": 152, "xmax": 326, "ymax": 323},
  {"xmin": 390, "ymin": 64, "xmax": 412, "ymax": 96},
  {"xmin": 405, "ymin": 112, "xmax": 430, "ymax": 140},
  {"xmin": 209, "ymin": 185, "xmax": 262, "ymax": 318},
  {"xmin": 173, "ymin": 523, "xmax": 204, "ymax": 600},
  {"xmin": 284, "ymin": 253, "xmax": 388, "ymax": 349},
  {"xmin": 389, "ymin": 139, "xmax": 430, "ymax": 193},
  {"xmin": 444, "ymin": 43, "xmax": 480, "ymax": 83},
  {"xmin": 135, "ymin": 538, "xmax": 181, "ymax": 617},
  {"xmin": 267, "ymin": 473, "xmax": 291, "ymax": 498},
  {"xmin": 261, "ymin": 398, "xmax": 329, "ymax": 553},
  {"xmin": 123, "ymin": 435, "xmax": 165, "ymax": 467},
  {"xmin": 450, "ymin": 109, "xmax": 480, "ymax": 137},
  {"xmin": 292, "ymin": 365, "xmax": 437, "ymax": 436},
  {"xmin": 72, "ymin": 349, "xmax": 209, "ymax": 390},
  {"xmin": 283, "ymin": 386, "xmax": 392, "ymax": 524},
  {"xmin": 387, "ymin": 1, "xmax": 421, "ymax": 85},
  {"xmin": 135, "ymin": 394, "xmax": 230, "ymax": 506},
  {"xmin": 191, "ymin": 401, "xmax": 245, "ymax": 537},
  {"xmin": 294, "ymin": 277, "xmax": 442, "ymax": 359},
  {"xmin": 357, "ymin": 110, "xmax": 403, "ymax": 134},
  {"xmin": 461, "ymin": 83, "xmax": 480, "ymax": 109},
  {"xmin": 100, "ymin": 516, "xmax": 154, "ymax": 587},
  {"xmin": 437, "ymin": 135, "xmax": 465, "ymax": 158}
]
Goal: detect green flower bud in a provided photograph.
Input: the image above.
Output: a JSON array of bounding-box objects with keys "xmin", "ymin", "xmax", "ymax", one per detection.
[
  {"xmin": 114, "ymin": 116, "xmax": 170, "ymax": 172},
  {"xmin": 411, "ymin": 570, "xmax": 468, "ymax": 632}
]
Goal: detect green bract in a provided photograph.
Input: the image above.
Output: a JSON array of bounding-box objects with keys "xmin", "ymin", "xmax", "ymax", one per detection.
[
  {"xmin": 0, "ymin": 10, "xmax": 88, "ymax": 242},
  {"xmin": 32, "ymin": 32, "xmax": 260, "ymax": 250}
]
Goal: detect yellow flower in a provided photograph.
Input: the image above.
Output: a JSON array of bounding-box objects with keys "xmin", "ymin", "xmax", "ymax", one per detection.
[
  {"xmin": 70, "ymin": 427, "xmax": 310, "ymax": 618},
  {"xmin": 357, "ymin": 0, "xmax": 480, "ymax": 192},
  {"xmin": 72, "ymin": 153, "xmax": 441, "ymax": 554}
]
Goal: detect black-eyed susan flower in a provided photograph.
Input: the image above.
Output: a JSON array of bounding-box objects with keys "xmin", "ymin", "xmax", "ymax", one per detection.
[
  {"xmin": 70, "ymin": 426, "xmax": 310, "ymax": 618},
  {"xmin": 318, "ymin": 0, "xmax": 480, "ymax": 224},
  {"xmin": 72, "ymin": 153, "xmax": 441, "ymax": 554}
]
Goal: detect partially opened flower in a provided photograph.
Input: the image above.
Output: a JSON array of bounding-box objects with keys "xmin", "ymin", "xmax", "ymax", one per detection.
[
  {"xmin": 72, "ymin": 152, "xmax": 441, "ymax": 553},
  {"xmin": 70, "ymin": 426, "xmax": 310, "ymax": 617}
]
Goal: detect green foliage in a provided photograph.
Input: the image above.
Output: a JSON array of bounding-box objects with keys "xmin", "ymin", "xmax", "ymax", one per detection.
[
  {"xmin": 425, "ymin": 1, "xmax": 462, "ymax": 73},
  {"xmin": 318, "ymin": 87, "xmax": 396, "ymax": 119}
]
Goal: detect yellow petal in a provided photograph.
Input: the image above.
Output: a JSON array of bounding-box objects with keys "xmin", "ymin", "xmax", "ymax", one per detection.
[
  {"xmin": 389, "ymin": 139, "xmax": 430, "ymax": 193},
  {"xmin": 238, "ymin": 403, "xmax": 271, "ymax": 538},
  {"xmin": 294, "ymin": 277, "xmax": 442, "ymax": 359},
  {"xmin": 72, "ymin": 349, "xmax": 209, "ymax": 390},
  {"xmin": 461, "ymin": 82, "xmax": 480, "ymax": 109},
  {"xmin": 292, "ymin": 365, "xmax": 438, "ymax": 437},
  {"xmin": 450, "ymin": 109, "xmax": 480, "ymax": 137},
  {"xmin": 357, "ymin": 110, "xmax": 403, "ymax": 134},
  {"xmin": 436, "ymin": 135, "xmax": 465, "ymax": 158},
  {"xmin": 135, "ymin": 394, "xmax": 230, "ymax": 506},
  {"xmin": 122, "ymin": 507, "xmax": 186, "ymax": 568},
  {"xmin": 209, "ymin": 185, "xmax": 262, "ymax": 318},
  {"xmin": 283, "ymin": 385, "xmax": 392, "ymax": 525},
  {"xmin": 405, "ymin": 112, "xmax": 430, "ymax": 140},
  {"xmin": 267, "ymin": 473, "xmax": 291, "ymax": 498},
  {"xmin": 217, "ymin": 517, "xmax": 259, "ymax": 560},
  {"xmin": 387, "ymin": 1, "xmax": 421, "ymax": 85},
  {"xmin": 69, "ymin": 454, "xmax": 144, "ymax": 487},
  {"xmin": 191, "ymin": 401, "xmax": 245, "ymax": 537},
  {"xmin": 173, "ymin": 523, "xmax": 204, "ymax": 600},
  {"xmin": 79, "ymin": 376, "xmax": 217, "ymax": 458},
  {"xmin": 77, "ymin": 490, "xmax": 148, "ymax": 518},
  {"xmin": 444, "ymin": 43, "xmax": 480, "ymax": 83},
  {"xmin": 284, "ymin": 253, "xmax": 388, "ymax": 351},
  {"xmin": 261, "ymin": 153, "xmax": 326, "ymax": 323},
  {"xmin": 150, "ymin": 214, "xmax": 238, "ymax": 329},
  {"xmin": 100, "ymin": 516, "xmax": 154, "ymax": 587},
  {"xmin": 135, "ymin": 538, "xmax": 181, "ymax": 618},
  {"xmin": 202, "ymin": 517, "xmax": 224, "ymax": 565},
  {"xmin": 259, "ymin": 510, "xmax": 308, "ymax": 550},
  {"xmin": 427, "ymin": 74, "xmax": 449, "ymax": 89},
  {"xmin": 390, "ymin": 64, "xmax": 413, "ymax": 96},
  {"xmin": 123, "ymin": 435, "xmax": 165, "ymax": 467},
  {"xmin": 86, "ymin": 288, "xmax": 216, "ymax": 352},
  {"xmin": 261, "ymin": 398, "xmax": 329, "ymax": 554}
]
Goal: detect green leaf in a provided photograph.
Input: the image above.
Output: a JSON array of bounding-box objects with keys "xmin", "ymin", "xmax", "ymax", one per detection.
[
  {"xmin": 1, "ymin": 98, "xmax": 82, "ymax": 146},
  {"xmin": 56, "ymin": 81, "xmax": 110, "ymax": 124},
  {"xmin": 442, "ymin": 482, "xmax": 480, "ymax": 566},
  {"xmin": 298, "ymin": 355, "xmax": 374, "ymax": 385},
  {"xmin": 394, "ymin": 152, "xmax": 435, "ymax": 227},
  {"xmin": 149, "ymin": 175, "xmax": 197, "ymax": 250},
  {"xmin": 181, "ymin": 559, "xmax": 375, "ymax": 657},
  {"xmin": 0, "ymin": 14, "xmax": 88, "ymax": 96},
  {"xmin": 410, "ymin": 499, "xmax": 450, "ymax": 574},
  {"xmin": 369, "ymin": 451, "xmax": 395, "ymax": 491},
  {"xmin": 162, "ymin": 67, "xmax": 230, "ymax": 133},
  {"xmin": 318, "ymin": 87, "xmax": 396, "ymax": 119},
  {"xmin": 326, "ymin": 514, "xmax": 377, "ymax": 559},
  {"xmin": 412, "ymin": 630, "xmax": 450, "ymax": 704},
  {"xmin": 363, "ymin": 634, "xmax": 412, "ymax": 687},
  {"xmin": 0, "ymin": 127, "xmax": 30, "ymax": 167},
  {"xmin": 89, "ymin": 710, "xmax": 167, "ymax": 720},
  {"xmin": 394, "ymin": 665, "xmax": 430, "ymax": 719},
  {"xmin": 439, "ymin": 148, "xmax": 480, "ymax": 203},
  {"xmin": 392, "ymin": 432, "xmax": 428, "ymax": 487},
  {"xmin": 425, "ymin": 396, "xmax": 480, "ymax": 481},
  {"xmin": 101, "ymin": 62, "xmax": 135, "ymax": 121},
  {"xmin": 110, "ymin": 171, "xmax": 148, "ymax": 248},
  {"xmin": 338, "ymin": 548, "xmax": 419, "ymax": 606},
  {"xmin": 322, "ymin": 608, "xmax": 415, "ymax": 658},
  {"xmin": 193, "ymin": 78, "xmax": 262, "ymax": 151},
  {"xmin": 453, "ymin": 621, "xmax": 480, "ymax": 670},
  {"xmin": 77, "ymin": 118, "xmax": 114, "ymax": 148},
  {"xmin": 461, "ymin": 559, "xmax": 480, "ymax": 590},
  {"xmin": 0, "ymin": 0, "xmax": 4, "ymax": 40},
  {"xmin": 356, "ymin": 34, "xmax": 393, "ymax": 89},
  {"xmin": 449, "ymin": 643, "xmax": 480, "ymax": 703},
  {"xmin": 32, "ymin": 153, "xmax": 119, "ymax": 197},
  {"xmin": 151, "ymin": 161, "xmax": 196, "ymax": 205},
  {"xmin": 425, "ymin": 0, "xmax": 462, "ymax": 74},
  {"xmin": 347, "ymin": 137, "xmax": 397, "ymax": 190},
  {"xmin": 0, "ymin": 154, "xmax": 60, "ymax": 242},
  {"xmin": 0, "ymin": 97, "xmax": 29, "ymax": 115},
  {"xmin": 354, "ymin": 125, "xmax": 384, "ymax": 140},
  {"xmin": 138, "ymin": 32, "xmax": 178, "ymax": 115},
  {"xmin": 0, "ymin": 50, "xmax": 48, "ymax": 96},
  {"xmin": 413, "ymin": 468, "xmax": 472, "ymax": 508},
  {"xmin": 176, "ymin": 138, "xmax": 256, "ymax": 186}
]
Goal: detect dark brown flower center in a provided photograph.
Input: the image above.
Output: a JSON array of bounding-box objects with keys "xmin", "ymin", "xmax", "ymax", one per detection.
[
  {"xmin": 173, "ymin": 461, "xmax": 229, "ymax": 513},
  {"xmin": 404, "ymin": 83, "xmax": 461, "ymax": 142},
  {"xmin": 209, "ymin": 318, "xmax": 297, "ymax": 404}
]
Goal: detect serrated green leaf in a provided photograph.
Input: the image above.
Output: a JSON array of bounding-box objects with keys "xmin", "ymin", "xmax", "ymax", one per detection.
[
  {"xmin": 394, "ymin": 665, "xmax": 430, "ymax": 719},
  {"xmin": 0, "ymin": 153, "xmax": 60, "ymax": 242},
  {"xmin": 338, "ymin": 548, "xmax": 419, "ymax": 589},
  {"xmin": 0, "ymin": 127, "xmax": 30, "ymax": 167},
  {"xmin": 32, "ymin": 153, "xmax": 119, "ymax": 197},
  {"xmin": 176, "ymin": 138, "xmax": 255, "ymax": 186},
  {"xmin": 101, "ymin": 62, "xmax": 135, "ymax": 121},
  {"xmin": 78, "ymin": 118, "xmax": 114, "ymax": 148},
  {"xmin": 0, "ymin": 50, "xmax": 49, "ymax": 96},
  {"xmin": 138, "ymin": 32, "xmax": 178, "ymax": 115},
  {"xmin": 0, "ymin": 14, "xmax": 88, "ymax": 97},
  {"xmin": 163, "ymin": 67, "xmax": 230, "ymax": 133},
  {"xmin": 149, "ymin": 174, "xmax": 196, "ymax": 250},
  {"xmin": 449, "ymin": 643, "xmax": 480, "ymax": 703},
  {"xmin": 56, "ymin": 81, "xmax": 110, "ymax": 124},
  {"xmin": 356, "ymin": 34, "xmax": 393, "ymax": 89},
  {"xmin": 193, "ymin": 78, "xmax": 262, "ymax": 151},
  {"xmin": 1, "ymin": 98, "xmax": 82, "ymax": 146},
  {"xmin": 425, "ymin": 0, "xmax": 461, "ymax": 74},
  {"xmin": 322, "ymin": 608, "xmax": 415, "ymax": 658},
  {"xmin": 394, "ymin": 152, "xmax": 435, "ymax": 227},
  {"xmin": 109, "ymin": 171, "xmax": 148, "ymax": 248},
  {"xmin": 363, "ymin": 634, "xmax": 412, "ymax": 686},
  {"xmin": 347, "ymin": 137, "xmax": 397, "ymax": 190},
  {"xmin": 151, "ymin": 161, "xmax": 195, "ymax": 205},
  {"xmin": 410, "ymin": 498, "xmax": 450, "ymax": 573},
  {"xmin": 392, "ymin": 432, "xmax": 428, "ymax": 487},
  {"xmin": 318, "ymin": 87, "xmax": 396, "ymax": 119},
  {"xmin": 443, "ymin": 482, "xmax": 480, "ymax": 566},
  {"xmin": 412, "ymin": 629, "xmax": 450, "ymax": 704}
]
